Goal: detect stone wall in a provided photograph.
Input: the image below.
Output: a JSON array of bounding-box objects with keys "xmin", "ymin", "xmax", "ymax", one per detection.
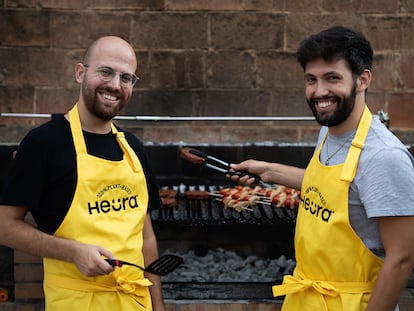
[{"xmin": 0, "ymin": 0, "xmax": 414, "ymax": 145}]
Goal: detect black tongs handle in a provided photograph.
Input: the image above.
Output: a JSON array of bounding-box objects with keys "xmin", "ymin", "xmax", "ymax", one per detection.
[{"xmin": 189, "ymin": 149, "xmax": 270, "ymax": 187}]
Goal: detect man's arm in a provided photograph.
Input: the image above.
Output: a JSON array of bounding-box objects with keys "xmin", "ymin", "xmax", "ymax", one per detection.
[
  {"xmin": 142, "ymin": 214, "xmax": 165, "ymax": 311},
  {"xmin": 230, "ymin": 160, "xmax": 305, "ymax": 190},
  {"xmin": 366, "ymin": 216, "xmax": 414, "ymax": 311},
  {"xmin": 0, "ymin": 205, "xmax": 115, "ymax": 276}
]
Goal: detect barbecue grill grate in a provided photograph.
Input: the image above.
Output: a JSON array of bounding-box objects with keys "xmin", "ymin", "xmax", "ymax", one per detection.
[{"xmin": 151, "ymin": 184, "xmax": 298, "ymax": 226}]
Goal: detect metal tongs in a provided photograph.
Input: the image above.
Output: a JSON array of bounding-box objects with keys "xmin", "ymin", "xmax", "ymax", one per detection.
[{"xmin": 188, "ymin": 148, "xmax": 272, "ymax": 188}]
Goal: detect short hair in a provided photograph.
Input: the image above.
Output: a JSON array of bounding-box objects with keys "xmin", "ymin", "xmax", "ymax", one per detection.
[{"xmin": 296, "ymin": 26, "xmax": 373, "ymax": 76}]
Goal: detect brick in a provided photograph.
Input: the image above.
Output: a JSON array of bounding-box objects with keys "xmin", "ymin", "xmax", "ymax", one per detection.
[
  {"xmin": 285, "ymin": 14, "xmax": 362, "ymax": 51},
  {"xmin": 399, "ymin": 52, "xmax": 414, "ymax": 88},
  {"xmin": 178, "ymin": 303, "xmax": 221, "ymax": 311},
  {"xmin": 210, "ymin": 13, "xmax": 285, "ymax": 49},
  {"xmin": 125, "ymin": 90, "xmax": 193, "ymax": 116},
  {"xmin": 0, "ymin": 87, "xmax": 35, "ymax": 126},
  {"xmin": 7, "ymin": 0, "xmax": 163, "ymax": 9},
  {"xmin": 249, "ymin": 301, "xmax": 282, "ymax": 311},
  {"xmin": 14, "ymin": 251, "xmax": 42, "ymax": 264},
  {"xmin": 257, "ymin": 52, "xmax": 303, "ymax": 88},
  {"xmin": 0, "ymin": 10, "xmax": 49, "ymax": 47},
  {"xmin": 0, "ymin": 302, "xmax": 41, "ymax": 311},
  {"xmin": 35, "ymin": 87, "xmax": 78, "ymax": 114},
  {"xmin": 50, "ymin": 12, "xmax": 132, "ymax": 49},
  {"xmin": 221, "ymin": 303, "xmax": 246, "ymax": 311},
  {"xmin": 0, "ymin": 49, "xmax": 79, "ymax": 88},
  {"xmin": 131, "ymin": 13, "xmax": 208, "ymax": 49},
  {"xmin": 206, "ymin": 51, "xmax": 256, "ymax": 88},
  {"xmin": 194, "ymin": 90, "xmax": 271, "ymax": 116},
  {"xmin": 370, "ymin": 54, "xmax": 397, "ymax": 91},
  {"xmin": 14, "ymin": 283, "xmax": 44, "ymax": 300},
  {"xmin": 6, "ymin": 0, "xmax": 89, "ymax": 9},
  {"xmin": 388, "ymin": 93, "xmax": 414, "ymax": 128},
  {"xmin": 401, "ymin": 0, "xmax": 414, "ymax": 12},
  {"xmin": 287, "ymin": 0, "xmax": 323, "ymax": 12},
  {"xmin": 365, "ymin": 16, "xmax": 414, "ymax": 50},
  {"xmin": 165, "ymin": 0, "xmax": 243, "ymax": 11},
  {"xmin": 244, "ymin": 0, "xmax": 286, "ymax": 11},
  {"xmin": 359, "ymin": 0, "xmax": 400, "ymax": 13},
  {"xmin": 366, "ymin": 92, "xmax": 388, "ymax": 114},
  {"xmin": 271, "ymin": 88, "xmax": 311, "ymax": 117},
  {"xmin": 14, "ymin": 264, "xmax": 43, "ymax": 282},
  {"xmin": 88, "ymin": 0, "xmax": 164, "ymax": 10},
  {"xmin": 146, "ymin": 51, "xmax": 178, "ymax": 89},
  {"xmin": 165, "ymin": 302, "xmax": 176, "ymax": 311},
  {"xmin": 322, "ymin": 0, "xmax": 399, "ymax": 13}
]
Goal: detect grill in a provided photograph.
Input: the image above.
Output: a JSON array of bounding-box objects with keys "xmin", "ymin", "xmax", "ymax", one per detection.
[
  {"xmin": 152, "ymin": 184, "xmax": 298, "ymax": 226},
  {"xmin": 145, "ymin": 144, "xmax": 313, "ymax": 300}
]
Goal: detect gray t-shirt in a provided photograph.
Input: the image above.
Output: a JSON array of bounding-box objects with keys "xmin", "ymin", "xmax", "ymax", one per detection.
[{"xmin": 317, "ymin": 116, "xmax": 414, "ymax": 251}]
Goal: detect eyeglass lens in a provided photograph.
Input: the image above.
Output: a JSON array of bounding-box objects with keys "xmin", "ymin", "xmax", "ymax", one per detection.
[{"xmin": 84, "ymin": 65, "xmax": 138, "ymax": 87}]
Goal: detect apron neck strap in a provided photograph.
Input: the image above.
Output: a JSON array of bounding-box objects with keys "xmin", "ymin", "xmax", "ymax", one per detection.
[
  {"xmin": 111, "ymin": 124, "xmax": 141, "ymax": 173},
  {"xmin": 340, "ymin": 105, "xmax": 372, "ymax": 182},
  {"xmin": 69, "ymin": 103, "xmax": 88, "ymax": 154}
]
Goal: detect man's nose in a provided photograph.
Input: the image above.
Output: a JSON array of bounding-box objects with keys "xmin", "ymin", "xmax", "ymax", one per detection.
[
  {"xmin": 313, "ymin": 81, "xmax": 330, "ymax": 97},
  {"xmin": 107, "ymin": 73, "xmax": 122, "ymax": 88}
]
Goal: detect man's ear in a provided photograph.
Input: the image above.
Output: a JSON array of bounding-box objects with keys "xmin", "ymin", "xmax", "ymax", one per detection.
[
  {"xmin": 356, "ymin": 69, "xmax": 372, "ymax": 93},
  {"xmin": 74, "ymin": 63, "xmax": 86, "ymax": 83}
]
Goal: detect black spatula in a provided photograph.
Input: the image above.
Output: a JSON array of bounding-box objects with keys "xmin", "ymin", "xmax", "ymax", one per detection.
[{"xmin": 105, "ymin": 254, "xmax": 183, "ymax": 276}]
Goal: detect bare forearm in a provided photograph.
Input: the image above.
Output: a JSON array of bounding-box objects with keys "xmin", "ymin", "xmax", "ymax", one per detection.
[
  {"xmin": 143, "ymin": 216, "xmax": 165, "ymax": 311},
  {"xmin": 0, "ymin": 205, "xmax": 115, "ymax": 276},
  {"xmin": 0, "ymin": 212, "xmax": 79, "ymax": 262},
  {"xmin": 367, "ymin": 259, "xmax": 412, "ymax": 311},
  {"xmin": 266, "ymin": 162, "xmax": 305, "ymax": 190}
]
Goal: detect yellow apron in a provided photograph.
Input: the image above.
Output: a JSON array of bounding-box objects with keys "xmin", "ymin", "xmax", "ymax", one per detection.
[
  {"xmin": 43, "ymin": 104, "xmax": 153, "ymax": 311},
  {"xmin": 273, "ymin": 106, "xmax": 383, "ymax": 310}
]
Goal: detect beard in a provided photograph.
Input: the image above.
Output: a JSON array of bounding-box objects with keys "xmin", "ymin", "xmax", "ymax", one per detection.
[
  {"xmin": 81, "ymin": 79, "xmax": 127, "ymax": 122},
  {"xmin": 307, "ymin": 83, "xmax": 357, "ymax": 127}
]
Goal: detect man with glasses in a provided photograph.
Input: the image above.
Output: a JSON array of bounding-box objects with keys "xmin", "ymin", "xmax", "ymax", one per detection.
[{"xmin": 0, "ymin": 36, "xmax": 165, "ymax": 310}]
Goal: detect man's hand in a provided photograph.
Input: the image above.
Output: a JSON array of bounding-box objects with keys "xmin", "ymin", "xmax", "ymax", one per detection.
[{"xmin": 72, "ymin": 243, "xmax": 115, "ymax": 276}]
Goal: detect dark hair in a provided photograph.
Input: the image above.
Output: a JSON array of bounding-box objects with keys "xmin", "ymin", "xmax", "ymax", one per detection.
[{"xmin": 296, "ymin": 26, "xmax": 373, "ymax": 76}]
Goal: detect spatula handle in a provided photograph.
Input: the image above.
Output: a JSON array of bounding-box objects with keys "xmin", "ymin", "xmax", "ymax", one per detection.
[{"xmin": 105, "ymin": 258, "xmax": 123, "ymax": 267}]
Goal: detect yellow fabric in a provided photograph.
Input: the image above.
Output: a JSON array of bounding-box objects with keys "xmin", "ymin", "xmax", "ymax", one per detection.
[
  {"xmin": 273, "ymin": 106, "xmax": 383, "ymax": 311},
  {"xmin": 43, "ymin": 103, "xmax": 152, "ymax": 311}
]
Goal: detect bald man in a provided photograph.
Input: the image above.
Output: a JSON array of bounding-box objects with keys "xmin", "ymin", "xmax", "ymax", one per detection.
[{"xmin": 0, "ymin": 36, "xmax": 165, "ymax": 310}]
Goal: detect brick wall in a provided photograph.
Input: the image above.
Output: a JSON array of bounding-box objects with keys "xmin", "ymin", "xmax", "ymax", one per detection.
[
  {"xmin": 0, "ymin": 0, "xmax": 413, "ymax": 145},
  {"xmin": 1, "ymin": 1, "xmax": 414, "ymax": 310}
]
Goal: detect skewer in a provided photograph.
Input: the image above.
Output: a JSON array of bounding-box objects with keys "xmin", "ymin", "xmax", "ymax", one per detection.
[
  {"xmin": 210, "ymin": 193, "xmax": 271, "ymax": 205},
  {"xmin": 214, "ymin": 198, "xmax": 254, "ymax": 212}
]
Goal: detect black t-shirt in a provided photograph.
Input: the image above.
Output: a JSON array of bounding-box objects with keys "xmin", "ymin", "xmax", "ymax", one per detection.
[{"xmin": 0, "ymin": 115, "xmax": 161, "ymax": 234}]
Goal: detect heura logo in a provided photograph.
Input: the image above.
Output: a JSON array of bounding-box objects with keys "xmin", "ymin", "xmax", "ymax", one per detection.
[
  {"xmin": 300, "ymin": 186, "xmax": 334, "ymax": 222},
  {"xmin": 88, "ymin": 183, "xmax": 139, "ymax": 214}
]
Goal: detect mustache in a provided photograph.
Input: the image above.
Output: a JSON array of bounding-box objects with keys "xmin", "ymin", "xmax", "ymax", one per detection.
[{"xmin": 310, "ymin": 95, "xmax": 340, "ymax": 102}]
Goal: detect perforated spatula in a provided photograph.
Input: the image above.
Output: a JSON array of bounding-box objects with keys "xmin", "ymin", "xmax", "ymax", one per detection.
[{"xmin": 105, "ymin": 254, "xmax": 183, "ymax": 276}]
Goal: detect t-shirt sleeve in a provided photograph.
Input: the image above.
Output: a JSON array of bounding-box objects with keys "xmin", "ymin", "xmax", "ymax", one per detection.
[
  {"xmin": 359, "ymin": 147, "xmax": 414, "ymax": 218},
  {"xmin": 0, "ymin": 133, "xmax": 47, "ymax": 210}
]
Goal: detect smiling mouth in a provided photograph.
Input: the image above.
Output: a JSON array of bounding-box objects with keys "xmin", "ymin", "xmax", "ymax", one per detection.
[
  {"xmin": 313, "ymin": 98, "xmax": 337, "ymax": 109},
  {"xmin": 101, "ymin": 92, "xmax": 119, "ymax": 101}
]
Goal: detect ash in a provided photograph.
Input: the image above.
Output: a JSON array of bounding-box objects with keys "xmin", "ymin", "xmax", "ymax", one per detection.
[{"xmin": 162, "ymin": 248, "xmax": 296, "ymax": 282}]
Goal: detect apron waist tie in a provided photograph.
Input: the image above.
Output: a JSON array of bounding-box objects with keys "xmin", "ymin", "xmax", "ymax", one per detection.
[
  {"xmin": 273, "ymin": 275, "xmax": 375, "ymax": 311},
  {"xmin": 273, "ymin": 275, "xmax": 375, "ymax": 297},
  {"xmin": 44, "ymin": 271, "xmax": 152, "ymax": 307}
]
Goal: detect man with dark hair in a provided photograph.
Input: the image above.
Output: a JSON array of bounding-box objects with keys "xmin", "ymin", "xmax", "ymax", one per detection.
[
  {"xmin": 0, "ymin": 36, "xmax": 165, "ymax": 310},
  {"xmin": 231, "ymin": 26, "xmax": 414, "ymax": 311}
]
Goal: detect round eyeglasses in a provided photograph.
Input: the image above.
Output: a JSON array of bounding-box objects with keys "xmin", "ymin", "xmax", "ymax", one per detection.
[{"xmin": 83, "ymin": 64, "xmax": 139, "ymax": 87}]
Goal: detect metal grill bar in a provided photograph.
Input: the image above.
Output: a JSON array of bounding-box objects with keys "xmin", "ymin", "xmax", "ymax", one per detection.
[{"xmin": 1, "ymin": 112, "xmax": 315, "ymax": 122}]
